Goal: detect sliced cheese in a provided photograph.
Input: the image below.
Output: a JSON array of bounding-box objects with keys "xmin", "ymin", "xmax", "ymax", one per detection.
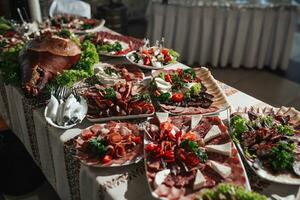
[
  {"xmin": 206, "ymin": 142, "xmax": 232, "ymax": 157},
  {"xmin": 154, "ymin": 169, "xmax": 170, "ymax": 188},
  {"xmin": 204, "ymin": 125, "xmax": 221, "ymax": 143},
  {"xmin": 209, "ymin": 160, "xmax": 231, "ymax": 179},
  {"xmin": 193, "ymin": 169, "xmax": 206, "ymax": 190},
  {"xmin": 156, "ymin": 112, "xmax": 169, "ymax": 123},
  {"xmin": 191, "ymin": 115, "xmax": 202, "ymax": 129}
]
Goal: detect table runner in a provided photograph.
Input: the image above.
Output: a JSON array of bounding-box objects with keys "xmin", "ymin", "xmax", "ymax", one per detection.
[{"xmin": 146, "ymin": 1, "xmax": 299, "ymax": 70}]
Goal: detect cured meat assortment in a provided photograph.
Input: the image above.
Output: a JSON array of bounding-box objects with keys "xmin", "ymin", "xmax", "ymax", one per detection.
[
  {"xmin": 83, "ymin": 82, "xmax": 155, "ymax": 119},
  {"xmin": 231, "ymin": 107, "xmax": 300, "ymax": 183},
  {"xmin": 75, "ymin": 122, "xmax": 143, "ymax": 166},
  {"xmin": 144, "ymin": 115, "xmax": 247, "ymax": 199}
]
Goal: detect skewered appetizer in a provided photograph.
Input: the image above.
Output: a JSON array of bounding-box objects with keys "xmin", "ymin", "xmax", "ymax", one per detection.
[
  {"xmin": 144, "ymin": 115, "xmax": 247, "ymax": 199},
  {"xmin": 75, "ymin": 122, "xmax": 143, "ymax": 166}
]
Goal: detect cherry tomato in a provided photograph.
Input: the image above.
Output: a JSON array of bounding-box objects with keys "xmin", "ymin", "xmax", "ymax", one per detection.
[
  {"xmin": 148, "ymin": 48, "xmax": 154, "ymax": 55},
  {"xmin": 164, "ymin": 54, "xmax": 172, "ymax": 63},
  {"xmin": 165, "ymin": 74, "xmax": 172, "ymax": 83},
  {"xmin": 185, "ymin": 153, "xmax": 200, "ymax": 167},
  {"xmin": 160, "ymin": 122, "xmax": 173, "ymax": 132},
  {"xmin": 177, "ymin": 69, "xmax": 183, "ymax": 76},
  {"xmin": 143, "ymin": 57, "xmax": 151, "ymax": 65},
  {"xmin": 81, "ymin": 130, "xmax": 94, "ymax": 140},
  {"xmin": 102, "ymin": 155, "xmax": 112, "ymax": 164},
  {"xmin": 161, "ymin": 48, "xmax": 169, "ymax": 55},
  {"xmin": 172, "ymin": 93, "xmax": 184, "ymax": 102}
]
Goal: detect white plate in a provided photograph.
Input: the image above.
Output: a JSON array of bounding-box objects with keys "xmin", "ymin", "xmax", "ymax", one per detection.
[
  {"xmin": 44, "ymin": 97, "xmax": 88, "ymax": 129},
  {"xmin": 87, "ymin": 112, "xmax": 154, "ymax": 122},
  {"xmin": 233, "ymin": 106, "xmax": 300, "ymax": 185},
  {"xmin": 126, "ymin": 51, "xmax": 177, "ymax": 70},
  {"xmin": 75, "ymin": 124, "xmax": 144, "ymax": 167}
]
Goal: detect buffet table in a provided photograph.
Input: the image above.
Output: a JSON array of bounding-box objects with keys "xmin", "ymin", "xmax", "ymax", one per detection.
[
  {"xmin": 146, "ymin": 0, "xmax": 299, "ymax": 70},
  {"xmin": 0, "ymin": 57, "xmax": 299, "ymax": 200}
]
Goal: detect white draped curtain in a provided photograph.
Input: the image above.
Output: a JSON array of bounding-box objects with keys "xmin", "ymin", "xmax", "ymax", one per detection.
[{"xmin": 146, "ymin": 0, "xmax": 299, "ymax": 70}]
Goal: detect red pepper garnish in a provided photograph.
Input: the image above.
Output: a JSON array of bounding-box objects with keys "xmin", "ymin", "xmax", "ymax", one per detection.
[
  {"xmin": 176, "ymin": 148, "xmax": 186, "ymax": 161},
  {"xmin": 171, "ymin": 93, "xmax": 184, "ymax": 102},
  {"xmin": 164, "ymin": 74, "xmax": 172, "ymax": 83},
  {"xmin": 148, "ymin": 48, "xmax": 154, "ymax": 55},
  {"xmin": 82, "ymin": 130, "xmax": 94, "ymax": 140},
  {"xmin": 143, "ymin": 57, "xmax": 151, "ymax": 65},
  {"xmin": 181, "ymin": 131, "xmax": 196, "ymax": 141},
  {"xmin": 185, "ymin": 152, "xmax": 200, "ymax": 167},
  {"xmin": 160, "ymin": 122, "xmax": 173, "ymax": 133},
  {"xmin": 163, "ymin": 150, "xmax": 175, "ymax": 163},
  {"xmin": 5, "ymin": 31, "xmax": 16, "ymax": 37}
]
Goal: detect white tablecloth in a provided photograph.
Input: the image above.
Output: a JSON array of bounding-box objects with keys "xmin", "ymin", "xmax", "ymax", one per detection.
[
  {"xmin": 1, "ymin": 61, "xmax": 300, "ymax": 199},
  {"xmin": 146, "ymin": 0, "xmax": 299, "ymax": 70}
]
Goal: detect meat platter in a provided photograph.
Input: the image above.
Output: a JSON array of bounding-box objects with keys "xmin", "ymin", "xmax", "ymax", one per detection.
[
  {"xmin": 88, "ymin": 31, "xmax": 144, "ymax": 57},
  {"xmin": 72, "ymin": 63, "xmax": 154, "ymax": 122},
  {"xmin": 150, "ymin": 66, "xmax": 229, "ymax": 116},
  {"xmin": 44, "ymin": 14, "xmax": 105, "ymax": 33},
  {"xmin": 231, "ymin": 106, "xmax": 300, "ymax": 185},
  {"xmin": 144, "ymin": 113, "xmax": 250, "ymax": 200},
  {"xmin": 75, "ymin": 122, "xmax": 143, "ymax": 167}
]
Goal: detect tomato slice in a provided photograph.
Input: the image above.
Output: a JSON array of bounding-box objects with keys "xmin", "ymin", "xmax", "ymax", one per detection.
[
  {"xmin": 143, "ymin": 57, "xmax": 151, "ymax": 65},
  {"xmin": 161, "ymin": 48, "xmax": 169, "ymax": 55},
  {"xmin": 172, "ymin": 93, "xmax": 184, "ymax": 102},
  {"xmin": 102, "ymin": 155, "xmax": 112, "ymax": 164}
]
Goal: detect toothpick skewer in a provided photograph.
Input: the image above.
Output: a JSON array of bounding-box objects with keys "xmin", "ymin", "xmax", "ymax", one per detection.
[{"xmin": 17, "ymin": 8, "xmax": 25, "ymax": 23}]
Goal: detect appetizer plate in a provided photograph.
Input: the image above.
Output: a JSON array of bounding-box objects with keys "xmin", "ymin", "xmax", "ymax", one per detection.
[
  {"xmin": 151, "ymin": 65, "xmax": 230, "ymax": 116},
  {"xmin": 87, "ymin": 113, "xmax": 154, "ymax": 123},
  {"xmin": 232, "ymin": 106, "xmax": 300, "ymax": 185},
  {"xmin": 75, "ymin": 123, "xmax": 144, "ymax": 167},
  {"xmin": 126, "ymin": 51, "xmax": 177, "ymax": 70},
  {"xmin": 92, "ymin": 32, "xmax": 144, "ymax": 57},
  {"xmin": 144, "ymin": 113, "xmax": 250, "ymax": 199}
]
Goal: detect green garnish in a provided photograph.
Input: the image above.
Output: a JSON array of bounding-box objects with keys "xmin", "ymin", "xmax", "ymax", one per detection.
[
  {"xmin": 170, "ymin": 72, "xmax": 186, "ymax": 89},
  {"xmin": 190, "ymin": 83, "xmax": 202, "ymax": 96},
  {"xmin": 51, "ymin": 70, "xmax": 89, "ymax": 88},
  {"xmin": 268, "ymin": 141, "xmax": 295, "ymax": 172},
  {"xmin": 74, "ymin": 40, "xmax": 99, "ymax": 75},
  {"xmin": 184, "ymin": 91, "xmax": 191, "ymax": 100},
  {"xmin": 103, "ymin": 88, "xmax": 116, "ymax": 99},
  {"xmin": 97, "ymin": 42, "xmax": 122, "ymax": 53},
  {"xmin": 180, "ymin": 139, "xmax": 208, "ymax": 163},
  {"xmin": 0, "ymin": 43, "xmax": 24, "ymax": 85},
  {"xmin": 183, "ymin": 68, "xmax": 196, "ymax": 80},
  {"xmin": 230, "ymin": 115, "xmax": 249, "ymax": 142},
  {"xmin": 104, "ymin": 67, "xmax": 117, "ymax": 76},
  {"xmin": 58, "ymin": 29, "xmax": 71, "ymax": 38},
  {"xmin": 198, "ymin": 183, "xmax": 267, "ymax": 200},
  {"xmin": 276, "ymin": 124, "xmax": 294, "ymax": 136},
  {"xmin": 88, "ymin": 138, "xmax": 106, "ymax": 156},
  {"xmin": 168, "ymin": 49, "xmax": 180, "ymax": 61},
  {"xmin": 260, "ymin": 116, "xmax": 273, "ymax": 128},
  {"xmin": 81, "ymin": 24, "xmax": 93, "ymax": 30},
  {"xmin": 158, "ymin": 92, "xmax": 171, "ymax": 102},
  {"xmin": 158, "ymin": 72, "xmax": 165, "ymax": 80},
  {"xmin": 132, "ymin": 93, "xmax": 151, "ymax": 102}
]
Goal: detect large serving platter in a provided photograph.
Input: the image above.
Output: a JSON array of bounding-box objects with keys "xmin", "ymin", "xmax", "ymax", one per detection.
[
  {"xmin": 75, "ymin": 122, "xmax": 144, "ymax": 167},
  {"xmin": 231, "ymin": 106, "xmax": 300, "ymax": 185},
  {"xmin": 126, "ymin": 51, "xmax": 179, "ymax": 70},
  {"xmin": 93, "ymin": 32, "xmax": 144, "ymax": 57},
  {"xmin": 151, "ymin": 64, "xmax": 230, "ymax": 116},
  {"xmin": 144, "ymin": 113, "xmax": 250, "ymax": 199}
]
